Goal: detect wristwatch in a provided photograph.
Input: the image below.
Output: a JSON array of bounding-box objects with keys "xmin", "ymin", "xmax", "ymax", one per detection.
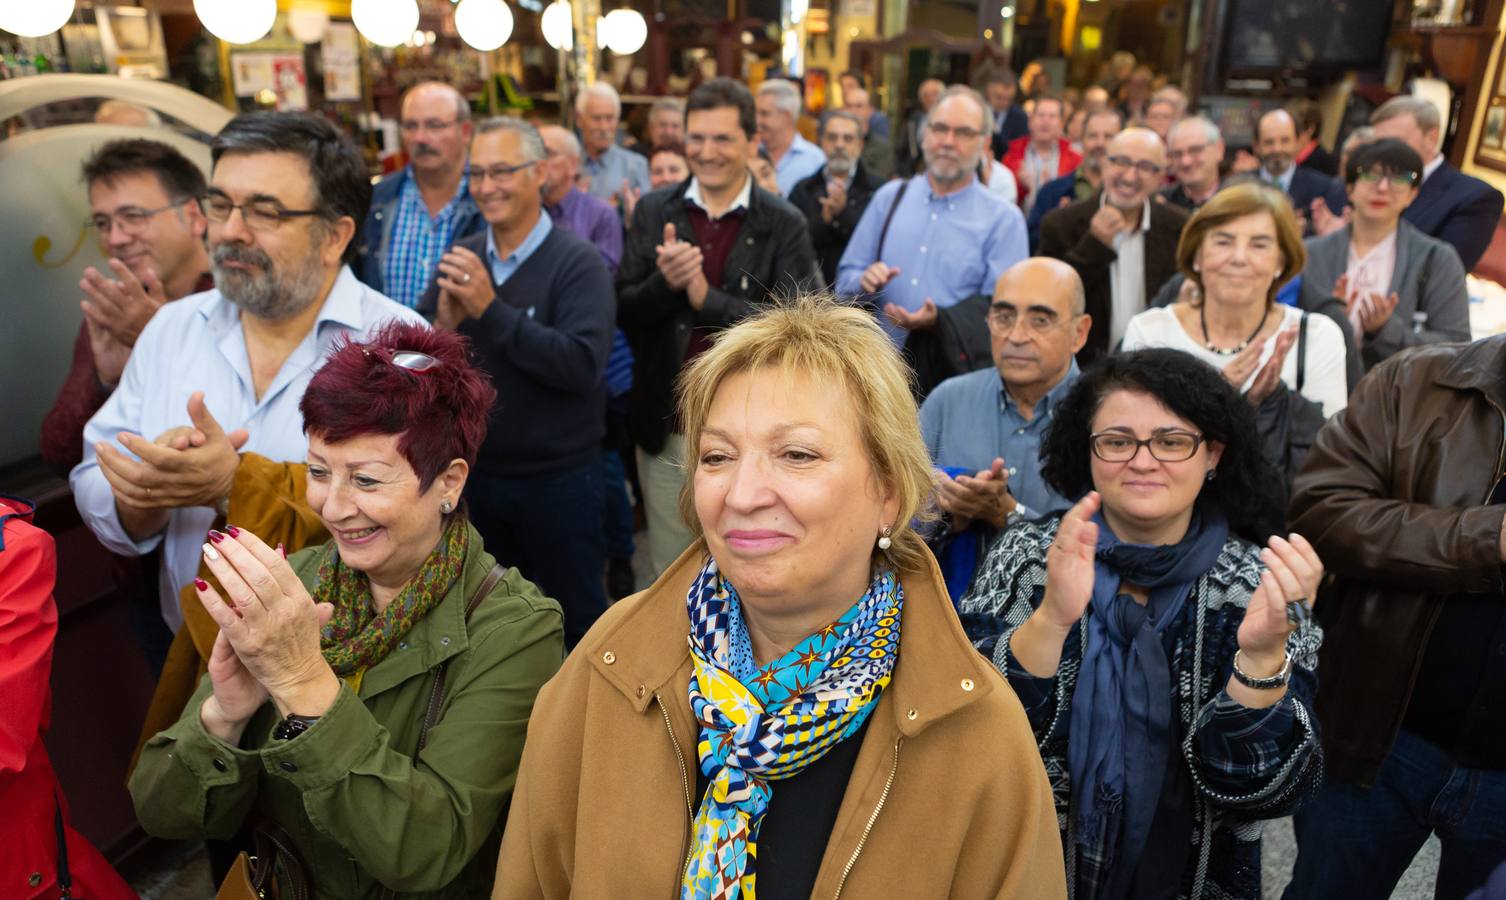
[
  {"xmin": 273, "ymin": 713, "xmax": 320, "ymax": 741},
  {"xmin": 1232, "ymin": 650, "xmax": 1292, "ymax": 690}
]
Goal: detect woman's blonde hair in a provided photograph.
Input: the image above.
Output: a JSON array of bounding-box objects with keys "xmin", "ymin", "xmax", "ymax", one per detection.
[
  {"xmin": 1176, "ymin": 181, "xmax": 1307, "ymax": 307},
  {"xmin": 675, "ymin": 295, "xmax": 936, "ymax": 573}
]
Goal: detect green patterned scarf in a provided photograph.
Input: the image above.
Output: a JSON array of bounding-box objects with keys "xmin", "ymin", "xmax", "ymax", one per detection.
[{"xmin": 314, "ymin": 516, "xmax": 469, "ymax": 675}]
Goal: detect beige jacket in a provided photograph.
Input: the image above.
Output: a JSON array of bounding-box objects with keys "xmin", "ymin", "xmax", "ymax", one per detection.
[{"xmin": 494, "ymin": 543, "xmax": 1067, "ymax": 899}]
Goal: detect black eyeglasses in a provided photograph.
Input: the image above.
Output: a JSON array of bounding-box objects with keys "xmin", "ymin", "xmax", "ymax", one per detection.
[
  {"xmin": 1090, "ymin": 430, "xmax": 1205, "ymax": 463},
  {"xmin": 926, "ymin": 122, "xmax": 982, "ymax": 141},
  {"xmin": 1105, "ymin": 154, "xmax": 1164, "ymax": 177},
  {"xmin": 199, "ymin": 192, "xmax": 322, "ymax": 232}
]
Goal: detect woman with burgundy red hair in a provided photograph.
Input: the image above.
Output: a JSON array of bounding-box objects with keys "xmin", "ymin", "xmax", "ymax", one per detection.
[{"xmin": 129, "ymin": 322, "xmax": 564, "ymax": 898}]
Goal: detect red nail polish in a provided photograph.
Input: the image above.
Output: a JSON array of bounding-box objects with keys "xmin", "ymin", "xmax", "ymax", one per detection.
[
  {"xmin": 225, "ymin": 524, "xmax": 242, "ymax": 537},
  {"xmin": 277, "ymin": 542, "xmax": 286, "ymax": 559},
  {"xmin": 207, "ymin": 530, "xmax": 225, "ymax": 543},
  {"xmin": 194, "ymin": 577, "xmax": 209, "ymax": 590}
]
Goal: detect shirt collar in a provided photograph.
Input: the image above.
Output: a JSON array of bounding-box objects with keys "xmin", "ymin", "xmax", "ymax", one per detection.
[
  {"xmin": 1262, "ymin": 165, "xmax": 1294, "ymax": 192},
  {"xmin": 684, "ymin": 174, "xmax": 752, "ymax": 220},
  {"xmin": 1423, "ymin": 154, "xmax": 1445, "ymax": 183},
  {"xmin": 401, "ymin": 166, "xmax": 470, "ymax": 211},
  {"xmin": 922, "ymin": 172, "xmax": 982, "ymax": 202},
  {"xmin": 1098, "ymin": 192, "xmax": 1152, "ymax": 231},
  {"xmin": 486, "ymin": 212, "xmax": 553, "ymax": 268},
  {"xmin": 999, "ymin": 359, "xmax": 1080, "ymax": 417}
]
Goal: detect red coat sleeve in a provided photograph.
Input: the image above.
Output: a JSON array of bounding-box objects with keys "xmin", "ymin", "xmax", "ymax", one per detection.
[
  {"xmin": 0, "ymin": 517, "xmax": 59, "ymax": 789},
  {"xmin": 40, "ymin": 324, "xmax": 108, "ymax": 478}
]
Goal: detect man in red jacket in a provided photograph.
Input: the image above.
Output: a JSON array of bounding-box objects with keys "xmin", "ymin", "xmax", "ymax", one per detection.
[
  {"xmin": 0, "ymin": 495, "xmax": 138, "ymax": 899},
  {"xmin": 1002, "ymin": 95, "xmax": 1083, "ymax": 210}
]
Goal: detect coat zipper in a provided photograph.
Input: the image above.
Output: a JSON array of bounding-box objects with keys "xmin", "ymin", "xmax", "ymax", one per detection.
[
  {"xmin": 832, "ymin": 737, "xmax": 903, "ymax": 900},
  {"xmin": 656, "ymin": 693, "xmax": 696, "ymax": 891}
]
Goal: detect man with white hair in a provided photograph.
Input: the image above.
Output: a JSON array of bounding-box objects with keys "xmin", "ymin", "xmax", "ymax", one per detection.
[
  {"xmin": 354, "ymin": 81, "xmax": 484, "ymax": 308},
  {"xmin": 539, "ymin": 125, "xmax": 622, "ymax": 273},
  {"xmin": 576, "ymin": 81, "xmax": 651, "ymax": 208},
  {"xmin": 644, "ymin": 97, "xmax": 684, "ymax": 151},
  {"xmin": 1372, "ymin": 94, "xmax": 1503, "ymax": 271},
  {"xmin": 755, "ymin": 78, "xmax": 826, "ymax": 196},
  {"xmin": 1160, "ymin": 115, "xmax": 1227, "ymax": 213}
]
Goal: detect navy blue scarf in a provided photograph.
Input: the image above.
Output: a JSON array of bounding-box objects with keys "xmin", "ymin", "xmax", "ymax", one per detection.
[{"xmin": 1067, "ymin": 508, "xmax": 1228, "ymax": 898}]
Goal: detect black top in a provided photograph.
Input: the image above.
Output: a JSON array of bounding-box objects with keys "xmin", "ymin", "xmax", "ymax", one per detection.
[
  {"xmin": 788, "ymin": 163, "xmax": 883, "ymax": 286},
  {"xmin": 1403, "ymin": 467, "xmax": 1506, "ymax": 767},
  {"xmin": 692, "ymin": 715, "xmax": 872, "ymax": 896}
]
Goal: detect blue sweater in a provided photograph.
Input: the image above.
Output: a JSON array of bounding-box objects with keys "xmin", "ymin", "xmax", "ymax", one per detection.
[{"xmin": 418, "ymin": 227, "xmax": 616, "ymax": 478}]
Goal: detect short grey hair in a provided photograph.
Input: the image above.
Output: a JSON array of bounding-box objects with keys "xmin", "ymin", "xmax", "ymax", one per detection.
[
  {"xmin": 474, "ymin": 116, "xmax": 547, "ymax": 163},
  {"xmin": 818, "ymin": 109, "xmax": 864, "ymax": 140},
  {"xmin": 545, "ymin": 125, "xmax": 582, "ymax": 160},
  {"xmin": 1371, "ymin": 95, "xmax": 1442, "ymax": 134},
  {"xmin": 650, "ymin": 97, "xmax": 684, "ymax": 119},
  {"xmin": 938, "ymin": 84, "xmax": 993, "ymax": 140},
  {"xmin": 575, "ymin": 81, "xmax": 622, "ymax": 118},
  {"xmin": 1170, "ymin": 115, "xmax": 1222, "ymax": 146},
  {"xmin": 757, "ymin": 79, "xmax": 802, "ymax": 120}
]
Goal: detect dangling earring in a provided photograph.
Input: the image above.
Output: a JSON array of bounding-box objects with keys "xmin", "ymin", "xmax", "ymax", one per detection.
[
  {"xmin": 1205, "ymin": 469, "xmax": 1217, "ymax": 482},
  {"xmin": 877, "ymin": 526, "xmax": 893, "ymax": 551},
  {"xmin": 440, "ymin": 500, "xmax": 454, "ymax": 514}
]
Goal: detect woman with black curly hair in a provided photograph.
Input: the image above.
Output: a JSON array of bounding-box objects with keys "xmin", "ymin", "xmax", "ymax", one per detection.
[{"xmin": 960, "ymin": 348, "xmax": 1327, "ymax": 900}]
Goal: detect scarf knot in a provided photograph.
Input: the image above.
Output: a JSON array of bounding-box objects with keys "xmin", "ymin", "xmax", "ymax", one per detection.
[{"xmin": 680, "ymin": 558, "xmax": 902, "ymax": 900}]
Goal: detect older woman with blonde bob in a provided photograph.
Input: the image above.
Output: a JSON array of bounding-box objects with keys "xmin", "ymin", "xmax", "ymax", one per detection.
[
  {"xmin": 494, "ymin": 297, "xmax": 1065, "ymax": 899},
  {"xmin": 1121, "ymin": 182, "xmax": 1350, "ymax": 417}
]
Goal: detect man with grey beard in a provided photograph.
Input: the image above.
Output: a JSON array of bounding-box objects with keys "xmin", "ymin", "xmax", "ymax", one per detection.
[
  {"xmin": 789, "ymin": 110, "xmax": 883, "ymax": 284},
  {"xmin": 71, "ymin": 111, "xmax": 424, "ymax": 636}
]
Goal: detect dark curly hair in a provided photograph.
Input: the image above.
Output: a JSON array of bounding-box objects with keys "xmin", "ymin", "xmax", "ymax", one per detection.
[{"xmin": 1040, "ymin": 348, "xmax": 1283, "ymax": 543}]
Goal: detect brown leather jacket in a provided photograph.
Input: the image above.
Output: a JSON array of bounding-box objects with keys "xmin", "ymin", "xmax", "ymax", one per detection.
[
  {"xmin": 493, "ymin": 543, "xmax": 1067, "ymax": 899},
  {"xmin": 1289, "ymin": 336, "xmax": 1506, "ymax": 787}
]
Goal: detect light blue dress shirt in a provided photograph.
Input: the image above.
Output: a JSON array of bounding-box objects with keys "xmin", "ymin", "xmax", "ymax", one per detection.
[
  {"xmin": 485, "ymin": 213, "xmax": 553, "ymax": 285},
  {"xmin": 580, "ymin": 142, "xmax": 651, "ymax": 204},
  {"xmin": 1262, "ymin": 165, "xmax": 1295, "ymax": 193},
  {"xmin": 69, "ymin": 267, "xmax": 426, "ymax": 630},
  {"xmin": 772, "ymin": 133, "xmax": 827, "ymax": 197},
  {"xmin": 835, "ymin": 174, "xmax": 1029, "ymax": 343},
  {"xmin": 919, "ymin": 361, "xmax": 1080, "ymax": 517}
]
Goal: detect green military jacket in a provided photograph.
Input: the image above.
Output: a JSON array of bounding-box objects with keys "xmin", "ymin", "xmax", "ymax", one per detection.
[{"xmin": 129, "ymin": 525, "xmax": 564, "ymax": 898}]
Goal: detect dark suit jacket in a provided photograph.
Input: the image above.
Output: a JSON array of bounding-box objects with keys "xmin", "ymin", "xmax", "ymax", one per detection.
[
  {"xmin": 990, "ymin": 105, "xmax": 1030, "ymax": 158},
  {"xmin": 1026, "ymin": 171, "xmax": 1088, "ymax": 252},
  {"xmin": 1039, "ymin": 194, "xmax": 1189, "ymax": 362},
  {"xmin": 1299, "ymin": 144, "xmax": 1338, "ymax": 178},
  {"xmin": 1403, "ymin": 161, "xmax": 1505, "ymax": 272},
  {"xmin": 1286, "ymin": 166, "xmax": 1347, "ymax": 223},
  {"xmin": 789, "ymin": 163, "xmax": 883, "ymax": 285}
]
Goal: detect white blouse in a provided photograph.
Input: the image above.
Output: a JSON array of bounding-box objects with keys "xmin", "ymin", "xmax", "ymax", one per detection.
[{"xmin": 1120, "ymin": 304, "xmax": 1349, "ymax": 417}]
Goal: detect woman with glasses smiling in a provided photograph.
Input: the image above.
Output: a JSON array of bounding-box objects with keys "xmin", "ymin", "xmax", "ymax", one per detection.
[
  {"xmin": 960, "ymin": 348, "xmax": 1326, "ymax": 900},
  {"xmin": 1298, "ymin": 138, "xmax": 1471, "ymax": 370},
  {"xmin": 130, "ymin": 322, "xmax": 564, "ymax": 898}
]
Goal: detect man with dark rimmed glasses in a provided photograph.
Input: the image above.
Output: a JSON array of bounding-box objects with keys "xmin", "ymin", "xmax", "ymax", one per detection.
[{"xmin": 71, "ymin": 111, "xmax": 424, "ymax": 645}]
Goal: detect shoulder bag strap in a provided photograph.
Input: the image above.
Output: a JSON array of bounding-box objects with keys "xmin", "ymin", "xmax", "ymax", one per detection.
[
  {"xmin": 876, "ymin": 178, "xmax": 912, "ymax": 262},
  {"xmin": 1297, "ymin": 311, "xmax": 1310, "ymax": 393}
]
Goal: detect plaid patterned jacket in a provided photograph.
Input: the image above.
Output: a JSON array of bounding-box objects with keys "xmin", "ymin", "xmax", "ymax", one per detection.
[{"xmin": 959, "ymin": 518, "xmax": 1325, "ymax": 900}]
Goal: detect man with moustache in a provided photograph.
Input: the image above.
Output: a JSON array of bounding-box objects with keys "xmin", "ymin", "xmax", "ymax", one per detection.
[
  {"xmin": 577, "ymin": 81, "xmax": 651, "ymax": 209},
  {"xmin": 837, "ymin": 85, "xmax": 1028, "ymax": 347},
  {"xmin": 1159, "ymin": 115, "xmax": 1227, "ymax": 213},
  {"xmin": 617, "ymin": 77, "xmax": 816, "ymax": 576},
  {"xmin": 842, "ymin": 85, "xmax": 893, "ymax": 180},
  {"xmin": 789, "ymin": 110, "xmax": 882, "ymax": 284},
  {"xmin": 1255, "ymin": 107, "xmax": 1345, "ymax": 234},
  {"xmin": 1027, "ymin": 108, "xmax": 1123, "ymax": 250},
  {"xmin": 418, "ymin": 117, "xmax": 616, "ymax": 645},
  {"xmin": 70, "ymin": 112, "xmax": 424, "ymax": 636},
  {"xmin": 1039, "ymin": 127, "xmax": 1187, "ymax": 362},
  {"xmin": 355, "ymin": 82, "xmax": 484, "ymax": 308}
]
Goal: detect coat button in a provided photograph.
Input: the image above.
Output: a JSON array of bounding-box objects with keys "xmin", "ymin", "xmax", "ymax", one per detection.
[
  {"xmin": 279, "ymin": 761, "xmax": 298, "ymax": 773},
  {"xmin": 603, "ymin": 651, "xmax": 617, "ymax": 665},
  {"xmin": 635, "ymin": 684, "xmax": 646, "ymax": 698},
  {"xmin": 441, "ymin": 636, "xmax": 451, "ymax": 646},
  {"xmin": 212, "ymin": 757, "xmax": 228, "ymax": 772},
  {"xmin": 961, "ymin": 678, "xmax": 975, "ymax": 692},
  {"xmin": 906, "ymin": 708, "xmax": 918, "ymax": 720},
  {"xmin": 28, "ymin": 873, "xmax": 42, "ymax": 887}
]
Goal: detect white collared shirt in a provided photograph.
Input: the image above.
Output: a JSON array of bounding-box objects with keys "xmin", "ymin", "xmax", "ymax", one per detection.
[
  {"xmin": 684, "ymin": 174, "xmax": 752, "ymax": 221},
  {"xmin": 70, "ymin": 267, "xmax": 426, "ymax": 629},
  {"xmin": 1105, "ymin": 196, "xmax": 1152, "ymax": 348}
]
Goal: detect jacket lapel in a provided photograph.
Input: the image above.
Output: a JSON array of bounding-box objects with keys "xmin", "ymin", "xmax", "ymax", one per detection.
[{"xmin": 1387, "ymin": 221, "xmax": 1416, "ymax": 299}]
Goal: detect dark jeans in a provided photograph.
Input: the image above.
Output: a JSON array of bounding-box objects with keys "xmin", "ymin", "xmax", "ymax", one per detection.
[
  {"xmin": 599, "ymin": 449, "xmax": 635, "ymax": 561},
  {"xmin": 1285, "ymin": 728, "xmax": 1506, "ymax": 900},
  {"xmin": 466, "ymin": 464, "xmax": 608, "ymax": 647}
]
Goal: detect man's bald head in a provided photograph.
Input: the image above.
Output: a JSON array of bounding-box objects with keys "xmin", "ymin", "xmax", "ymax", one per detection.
[
  {"xmin": 1102, "ymin": 127, "xmax": 1166, "ymax": 210},
  {"xmin": 990, "ymin": 258, "xmax": 1090, "ymax": 393},
  {"xmin": 1256, "ymin": 108, "xmax": 1298, "ymax": 177}
]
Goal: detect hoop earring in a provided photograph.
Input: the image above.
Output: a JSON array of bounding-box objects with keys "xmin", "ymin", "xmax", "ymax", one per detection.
[{"xmin": 877, "ymin": 526, "xmax": 893, "ymax": 551}]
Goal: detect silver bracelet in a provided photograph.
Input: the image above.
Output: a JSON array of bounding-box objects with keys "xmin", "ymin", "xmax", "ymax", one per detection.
[{"xmin": 1232, "ymin": 649, "xmax": 1292, "ymax": 690}]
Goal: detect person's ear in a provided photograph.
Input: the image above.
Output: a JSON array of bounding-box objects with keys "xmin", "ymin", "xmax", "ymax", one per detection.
[
  {"xmin": 323, "ymin": 216, "xmax": 357, "ymax": 268},
  {"xmin": 1070, "ymin": 313, "xmax": 1092, "ymax": 353},
  {"xmin": 1206, "ymin": 440, "xmax": 1225, "ymax": 471},
  {"xmin": 436, "ymin": 457, "xmax": 469, "ymax": 508}
]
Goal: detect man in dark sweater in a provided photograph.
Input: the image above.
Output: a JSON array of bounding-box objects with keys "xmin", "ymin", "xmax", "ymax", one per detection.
[
  {"xmin": 789, "ymin": 110, "xmax": 881, "ymax": 285},
  {"xmin": 618, "ymin": 78, "xmax": 818, "ymax": 577},
  {"xmin": 419, "ymin": 116, "xmax": 616, "ymax": 646}
]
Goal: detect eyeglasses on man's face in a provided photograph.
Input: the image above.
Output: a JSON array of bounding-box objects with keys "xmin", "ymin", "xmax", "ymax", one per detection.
[
  {"xmin": 465, "ymin": 161, "xmax": 538, "ymax": 183},
  {"xmin": 87, "ymin": 198, "xmax": 190, "ymax": 235},
  {"xmin": 1090, "ymin": 430, "xmax": 1205, "ymax": 463},
  {"xmin": 926, "ymin": 121, "xmax": 982, "ymax": 142},
  {"xmin": 1105, "ymin": 154, "xmax": 1165, "ymax": 177},
  {"xmin": 198, "ymin": 191, "xmax": 323, "ymax": 232},
  {"xmin": 988, "ymin": 305, "xmax": 1065, "ymax": 334},
  {"xmin": 400, "ymin": 118, "xmax": 461, "ymax": 134}
]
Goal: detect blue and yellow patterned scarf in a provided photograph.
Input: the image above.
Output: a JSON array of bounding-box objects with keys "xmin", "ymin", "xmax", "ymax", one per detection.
[{"xmin": 680, "ymin": 557, "xmax": 903, "ymax": 900}]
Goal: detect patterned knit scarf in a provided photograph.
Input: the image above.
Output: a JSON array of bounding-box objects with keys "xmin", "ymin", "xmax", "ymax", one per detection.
[
  {"xmin": 680, "ymin": 557, "xmax": 903, "ymax": 900},
  {"xmin": 314, "ymin": 516, "xmax": 469, "ymax": 675}
]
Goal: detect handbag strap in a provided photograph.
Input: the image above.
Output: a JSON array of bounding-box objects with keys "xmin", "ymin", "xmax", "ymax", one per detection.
[
  {"xmin": 1297, "ymin": 310, "xmax": 1310, "ymax": 393},
  {"xmin": 875, "ymin": 177, "xmax": 911, "ymax": 262}
]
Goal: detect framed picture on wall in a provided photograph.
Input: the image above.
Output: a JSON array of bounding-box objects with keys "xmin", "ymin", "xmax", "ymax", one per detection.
[
  {"xmin": 1486, "ymin": 105, "xmax": 1506, "ymax": 150},
  {"xmin": 1474, "ymin": 44, "xmax": 1506, "ymax": 174}
]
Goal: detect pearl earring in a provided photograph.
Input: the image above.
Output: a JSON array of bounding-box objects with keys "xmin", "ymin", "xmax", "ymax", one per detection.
[
  {"xmin": 877, "ymin": 526, "xmax": 893, "ymax": 551},
  {"xmin": 440, "ymin": 500, "xmax": 454, "ymax": 514}
]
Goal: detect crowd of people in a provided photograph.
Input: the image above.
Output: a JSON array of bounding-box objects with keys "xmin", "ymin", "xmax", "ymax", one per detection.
[{"xmin": 4, "ymin": 53, "xmax": 1506, "ymax": 900}]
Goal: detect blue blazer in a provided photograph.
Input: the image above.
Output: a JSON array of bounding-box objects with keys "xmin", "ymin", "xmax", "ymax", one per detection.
[
  {"xmin": 1402, "ymin": 161, "xmax": 1504, "ymax": 272},
  {"xmin": 1287, "ymin": 166, "xmax": 1347, "ymax": 221},
  {"xmin": 1026, "ymin": 171, "xmax": 1079, "ymax": 253}
]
